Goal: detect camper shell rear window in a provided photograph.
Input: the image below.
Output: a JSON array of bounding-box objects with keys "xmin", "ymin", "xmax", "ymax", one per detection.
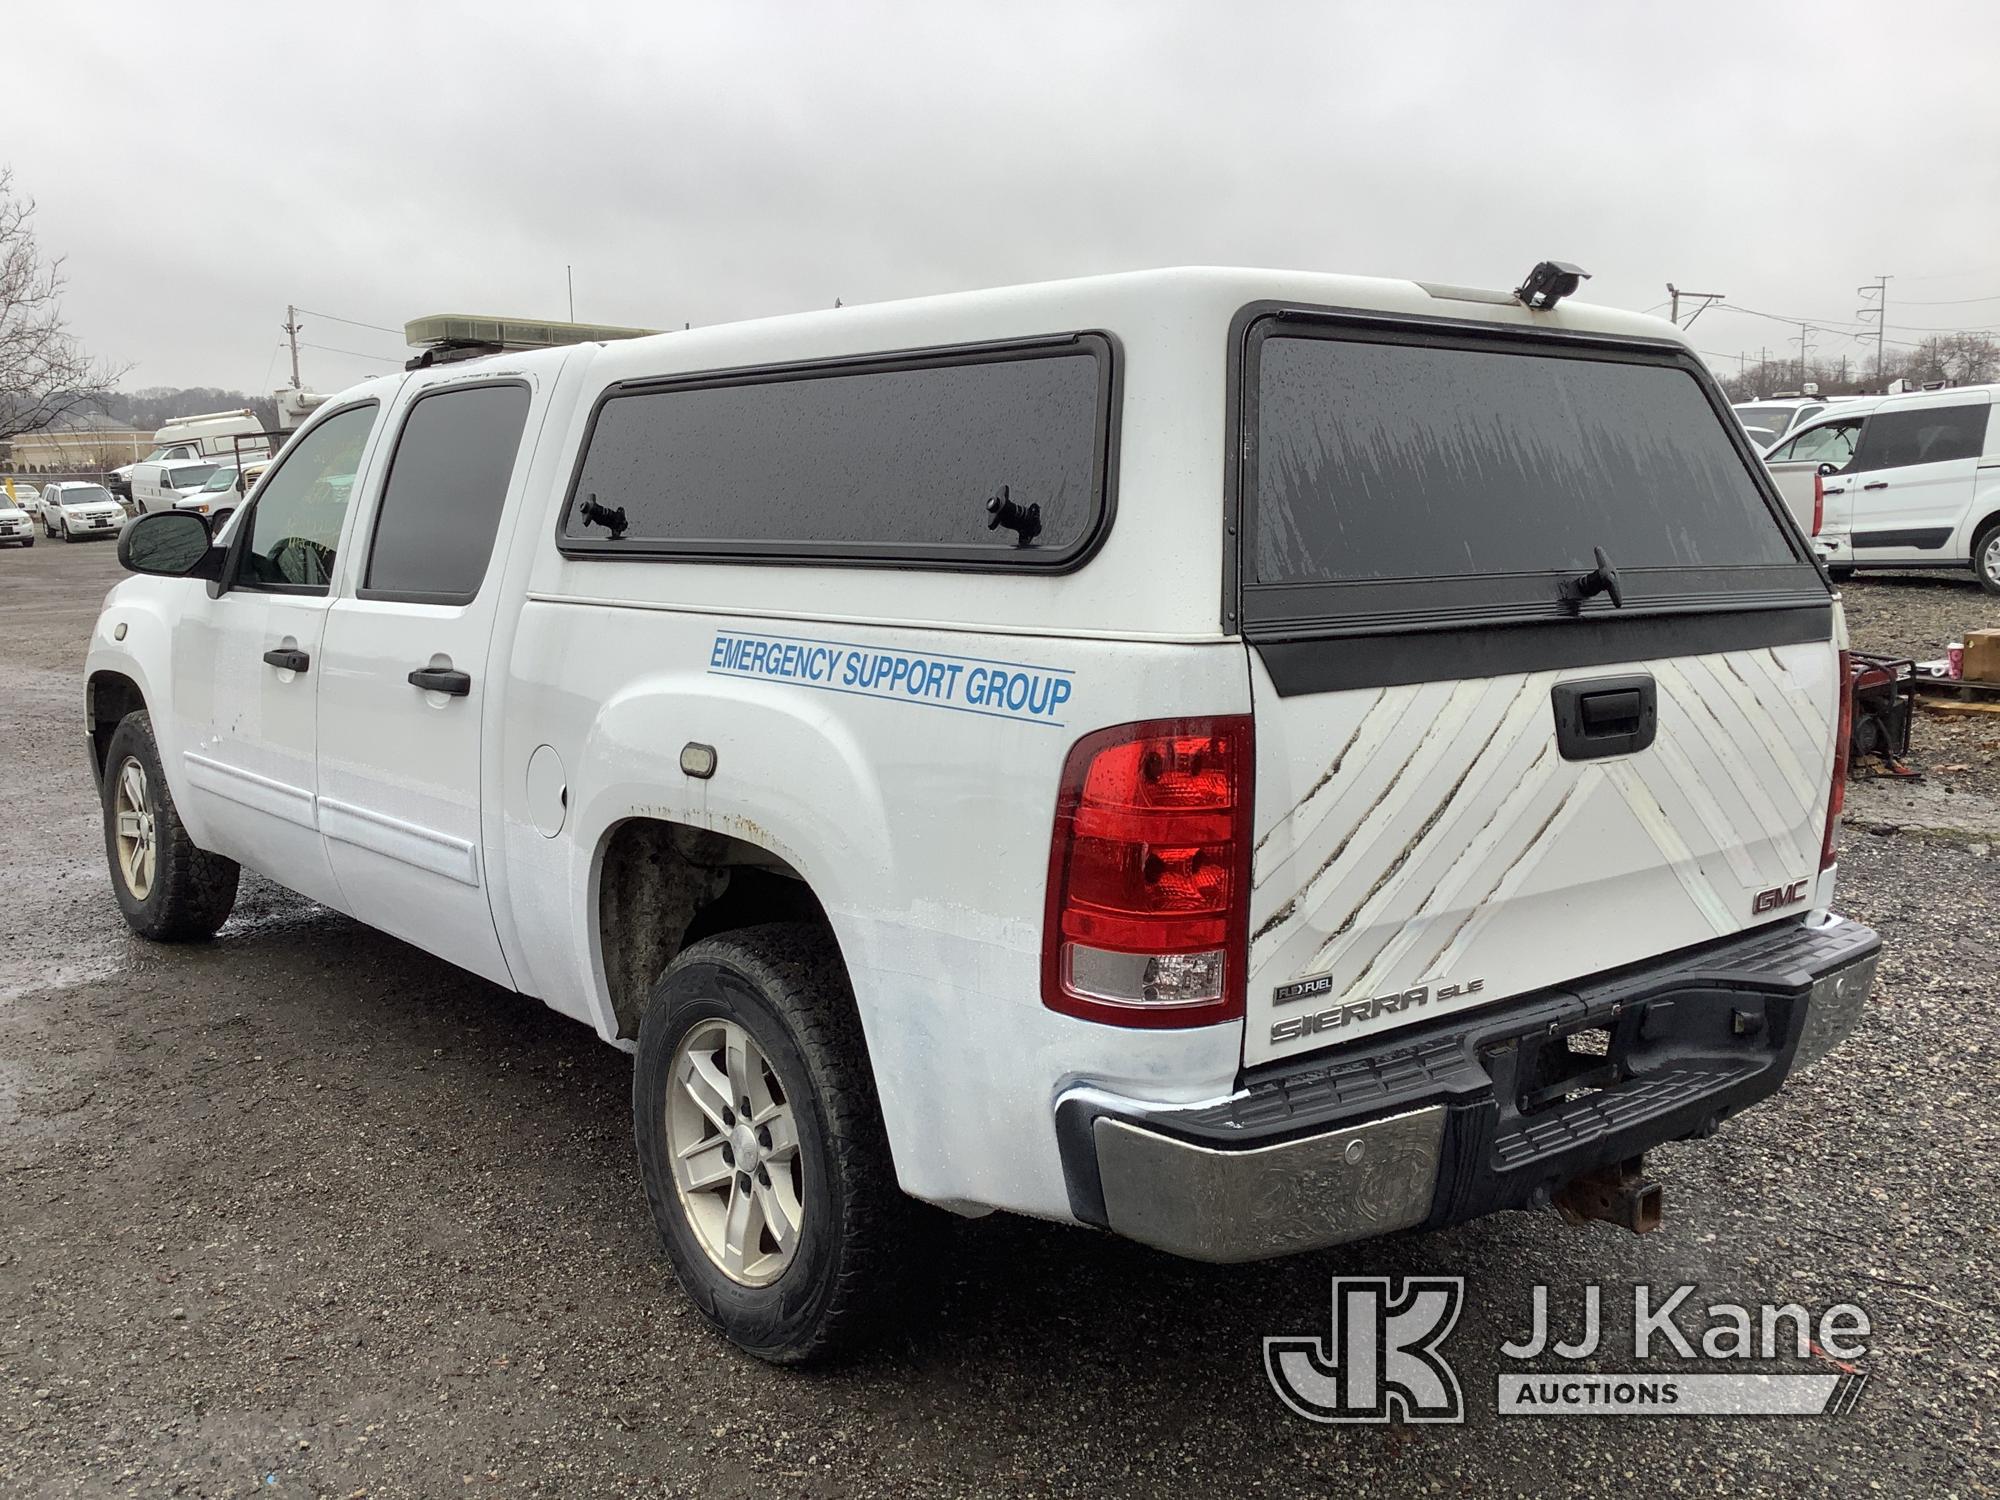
[
  {"xmin": 1229, "ymin": 307, "xmax": 1827, "ymax": 641},
  {"xmin": 557, "ymin": 334, "xmax": 1117, "ymax": 572}
]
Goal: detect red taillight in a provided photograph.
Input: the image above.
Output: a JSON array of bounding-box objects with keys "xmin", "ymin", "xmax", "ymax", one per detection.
[
  {"xmin": 1822, "ymin": 650, "xmax": 1854, "ymax": 870},
  {"xmin": 1812, "ymin": 471, "xmax": 1825, "ymax": 536},
  {"xmin": 1043, "ymin": 716, "xmax": 1253, "ymax": 1028}
]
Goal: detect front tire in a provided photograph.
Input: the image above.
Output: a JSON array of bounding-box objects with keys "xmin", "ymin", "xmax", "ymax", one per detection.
[
  {"xmin": 60, "ymin": 517, "xmax": 74, "ymax": 542},
  {"xmin": 1827, "ymin": 564, "xmax": 1854, "ymax": 583},
  {"xmin": 1973, "ymin": 522, "xmax": 2000, "ymax": 597},
  {"xmin": 101, "ymin": 711, "xmax": 239, "ymax": 940},
  {"xmin": 633, "ymin": 922, "xmax": 920, "ymax": 1364}
]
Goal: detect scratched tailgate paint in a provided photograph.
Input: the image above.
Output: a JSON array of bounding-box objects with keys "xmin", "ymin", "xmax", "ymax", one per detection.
[{"xmin": 1243, "ymin": 641, "xmax": 1839, "ymax": 1066}]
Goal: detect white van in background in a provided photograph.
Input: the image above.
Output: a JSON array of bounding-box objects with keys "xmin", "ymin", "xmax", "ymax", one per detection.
[
  {"xmin": 1763, "ymin": 385, "xmax": 2000, "ymax": 589},
  {"xmin": 131, "ymin": 459, "xmax": 223, "ymax": 514}
]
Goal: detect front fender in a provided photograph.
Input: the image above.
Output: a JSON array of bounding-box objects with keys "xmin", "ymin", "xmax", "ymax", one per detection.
[{"xmin": 83, "ymin": 581, "xmax": 189, "ymax": 815}]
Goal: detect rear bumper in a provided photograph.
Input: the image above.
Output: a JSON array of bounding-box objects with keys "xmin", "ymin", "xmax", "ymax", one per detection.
[{"xmin": 1055, "ymin": 916, "xmax": 1880, "ymax": 1263}]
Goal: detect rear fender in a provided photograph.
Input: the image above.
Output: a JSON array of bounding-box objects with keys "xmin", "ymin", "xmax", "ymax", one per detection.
[{"xmin": 568, "ymin": 668, "xmax": 893, "ymax": 1042}]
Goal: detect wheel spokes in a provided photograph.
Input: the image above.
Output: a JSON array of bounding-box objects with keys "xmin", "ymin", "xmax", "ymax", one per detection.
[
  {"xmin": 758, "ymin": 1108, "xmax": 800, "ymax": 1164},
  {"xmin": 755, "ymin": 1176, "xmax": 801, "ymax": 1255},
  {"xmin": 677, "ymin": 1135, "xmax": 734, "ymax": 1192},
  {"xmin": 678, "ymin": 1049, "xmax": 733, "ymax": 1131},
  {"xmin": 721, "ymin": 1173, "xmax": 759, "ymax": 1273}
]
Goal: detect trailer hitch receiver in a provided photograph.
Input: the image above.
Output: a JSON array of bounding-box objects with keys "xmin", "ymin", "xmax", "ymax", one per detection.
[{"xmin": 1553, "ymin": 1157, "xmax": 1663, "ymax": 1235}]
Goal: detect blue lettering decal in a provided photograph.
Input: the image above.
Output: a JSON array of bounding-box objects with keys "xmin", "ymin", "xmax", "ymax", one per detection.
[{"xmin": 706, "ymin": 630, "xmax": 1075, "ymax": 727}]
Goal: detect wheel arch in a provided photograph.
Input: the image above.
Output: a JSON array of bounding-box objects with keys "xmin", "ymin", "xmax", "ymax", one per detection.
[
  {"xmin": 589, "ymin": 815, "xmax": 837, "ymax": 1044},
  {"xmin": 85, "ymin": 668, "xmax": 149, "ymax": 783}
]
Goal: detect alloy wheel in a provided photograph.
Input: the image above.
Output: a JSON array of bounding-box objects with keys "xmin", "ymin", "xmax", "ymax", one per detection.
[
  {"xmin": 665, "ymin": 1017, "xmax": 804, "ymax": 1286},
  {"xmin": 112, "ymin": 756, "xmax": 157, "ymax": 901}
]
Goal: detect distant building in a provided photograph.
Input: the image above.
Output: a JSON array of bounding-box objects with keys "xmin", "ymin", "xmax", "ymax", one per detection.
[{"xmin": 1, "ymin": 411, "xmax": 152, "ymax": 473}]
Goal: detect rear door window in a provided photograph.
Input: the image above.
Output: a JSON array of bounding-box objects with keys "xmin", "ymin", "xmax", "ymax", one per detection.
[
  {"xmin": 1847, "ymin": 403, "xmax": 1988, "ymax": 473},
  {"xmin": 362, "ymin": 382, "xmax": 532, "ymax": 602},
  {"xmin": 1251, "ymin": 331, "xmax": 1799, "ymax": 609}
]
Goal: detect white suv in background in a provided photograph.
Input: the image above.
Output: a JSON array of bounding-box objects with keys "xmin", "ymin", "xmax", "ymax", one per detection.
[
  {"xmin": 41, "ymin": 482, "xmax": 128, "ymax": 541},
  {"xmin": 0, "ymin": 489, "xmax": 31, "ymax": 547}
]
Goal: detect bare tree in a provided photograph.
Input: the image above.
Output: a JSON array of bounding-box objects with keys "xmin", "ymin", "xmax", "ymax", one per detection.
[
  {"xmin": 1898, "ymin": 333, "xmax": 2000, "ymax": 388},
  {"xmin": 0, "ymin": 168, "xmax": 124, "ymax": 445}
]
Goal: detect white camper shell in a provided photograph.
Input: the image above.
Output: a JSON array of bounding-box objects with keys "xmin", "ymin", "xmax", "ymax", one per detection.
[{"xmin": 85, "ymin": 267, "xmax": 1880, "ymax": 1363}]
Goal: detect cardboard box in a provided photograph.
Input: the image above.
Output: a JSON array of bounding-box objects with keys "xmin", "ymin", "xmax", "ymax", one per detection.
[{"xmin": 1962, "ymin": 629, "xmax": 2000, "ymax": 685}]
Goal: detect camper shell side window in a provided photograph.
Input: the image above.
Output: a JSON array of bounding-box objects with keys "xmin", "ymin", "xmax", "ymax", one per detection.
[{"xmin": 555, "ymin": 334, "xmax": 1119, "ymax": 573}]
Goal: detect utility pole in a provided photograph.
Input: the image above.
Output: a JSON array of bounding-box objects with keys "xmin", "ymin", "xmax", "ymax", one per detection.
[
  {"xmin": 282, "ymin": 305, "xmax": 303, "ymax": 390},
  {"xmin": 1855, "ymin": 275, "xmax": 1891, "ymax": 383},
  {"xmin": 1667, "ymin": 283, "xmax": 1725, "ymax": 327},
  {"xmin": 567, "ymin": 266, "xmax": 575, "ymax": 322},
  {"xmin": 1793, "ymin": 323, "xmax": 1817, "ymax": 386}
]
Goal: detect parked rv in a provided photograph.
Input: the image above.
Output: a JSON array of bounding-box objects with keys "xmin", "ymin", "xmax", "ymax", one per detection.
[{"xmin": 110, "ymin": 411, "xmax": 273, "ymax": 500}]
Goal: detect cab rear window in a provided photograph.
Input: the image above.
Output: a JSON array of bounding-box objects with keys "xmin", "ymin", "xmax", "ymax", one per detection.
[{"xmin": 1254, "ymin": 333, "xmax": 1794, "ymax": 587}]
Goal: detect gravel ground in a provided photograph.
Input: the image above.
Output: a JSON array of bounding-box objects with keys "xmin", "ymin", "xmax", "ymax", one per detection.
[{"xmin": 3, "ymin": 540, "xmax": 1996, "ymax": 1498}]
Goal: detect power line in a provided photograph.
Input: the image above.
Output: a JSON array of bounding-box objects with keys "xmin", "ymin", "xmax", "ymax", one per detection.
[
  {"xmin": 257, "ymin": 340, "xmax": 285, "ymax": 397},
  {"xmin": 1711, "ymin": 300, "xmax": 1999, "ymax": 339},
  {"xmin": 1893, "ymin": 291, "xmax": 2000, "ymax": 306},
  {"xmin": 1897, "ymin": 264, "xmax": 2000, "ymax": 283},
  {"xmin": 300, "ymin": 341, "xmax": 402, "ymax": 364},
  {"xmin": 292, "ymin": 307, "xmax": 405, "ymax": 338}
]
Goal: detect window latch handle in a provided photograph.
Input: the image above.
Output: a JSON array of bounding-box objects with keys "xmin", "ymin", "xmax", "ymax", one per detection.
[{"xmin": 408, "ymin": 666, "xmax": 472, "ymax": 696}]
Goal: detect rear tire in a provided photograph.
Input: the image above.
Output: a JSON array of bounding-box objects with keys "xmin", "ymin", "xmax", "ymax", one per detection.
[
  {"xmin": 1827, "ymin": 565, "xmax": 1855, "ymax": 583},
  {"xmin": 633, "ymin": 922, "xmax": 923, "ymax": 1364},
  {"xmin": 101, "ymin": 711, "xmax": 239, "ymax": 940},
  {"xmin": 1973, "ymin": 523, "xmax": 2000, "ymax": 597}
]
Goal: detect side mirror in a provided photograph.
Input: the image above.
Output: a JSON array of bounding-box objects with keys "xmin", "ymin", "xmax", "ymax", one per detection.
[
  {"xmin": 118, "ymin": 510, "xmax": 220, "ymax": 579},
  {"xmin": 1816, "ymin": 462, "xmax": 1839, "ymax": 477}
]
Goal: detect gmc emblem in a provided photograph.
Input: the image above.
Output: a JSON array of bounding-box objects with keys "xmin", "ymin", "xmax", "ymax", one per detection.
[{"xmin": 1752, "ymin": 879, "xmax": 1810, "ymax": 914}]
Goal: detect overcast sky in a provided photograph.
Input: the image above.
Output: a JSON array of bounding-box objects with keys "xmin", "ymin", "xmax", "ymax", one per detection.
[{"xmin": 10, "ymin": 0, "xmax": 2000, "ymax": 394}]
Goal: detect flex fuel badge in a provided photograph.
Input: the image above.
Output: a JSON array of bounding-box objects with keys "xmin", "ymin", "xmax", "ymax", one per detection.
[{"xmin": 708, "ymin": 629, "xmax": 1074, "ymax": 727}]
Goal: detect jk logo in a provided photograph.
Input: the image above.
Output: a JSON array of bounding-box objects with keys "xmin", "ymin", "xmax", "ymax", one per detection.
[{"xmin": 1265, "ymin": 1277, "xmax": 1466, "ymax": 1424}]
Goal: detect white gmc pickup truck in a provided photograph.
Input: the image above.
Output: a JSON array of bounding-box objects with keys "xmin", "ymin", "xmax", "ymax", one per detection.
[{"xmin": 86, "ymin": 266, "xmax": 1881, "ymax": 1363}]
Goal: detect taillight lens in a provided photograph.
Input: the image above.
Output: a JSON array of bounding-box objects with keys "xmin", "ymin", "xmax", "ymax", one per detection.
[
  {"xmin": 1043, "ymin": 716, "xmax": 1253, "ymax": 1028},
  {"xmin": 1812, "ymin": 471, "xmax": 1825, "ymax": 536},
  {"xmin": 1822, "ymin": 650, "xmax": 1854, "ymax": 870}
]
